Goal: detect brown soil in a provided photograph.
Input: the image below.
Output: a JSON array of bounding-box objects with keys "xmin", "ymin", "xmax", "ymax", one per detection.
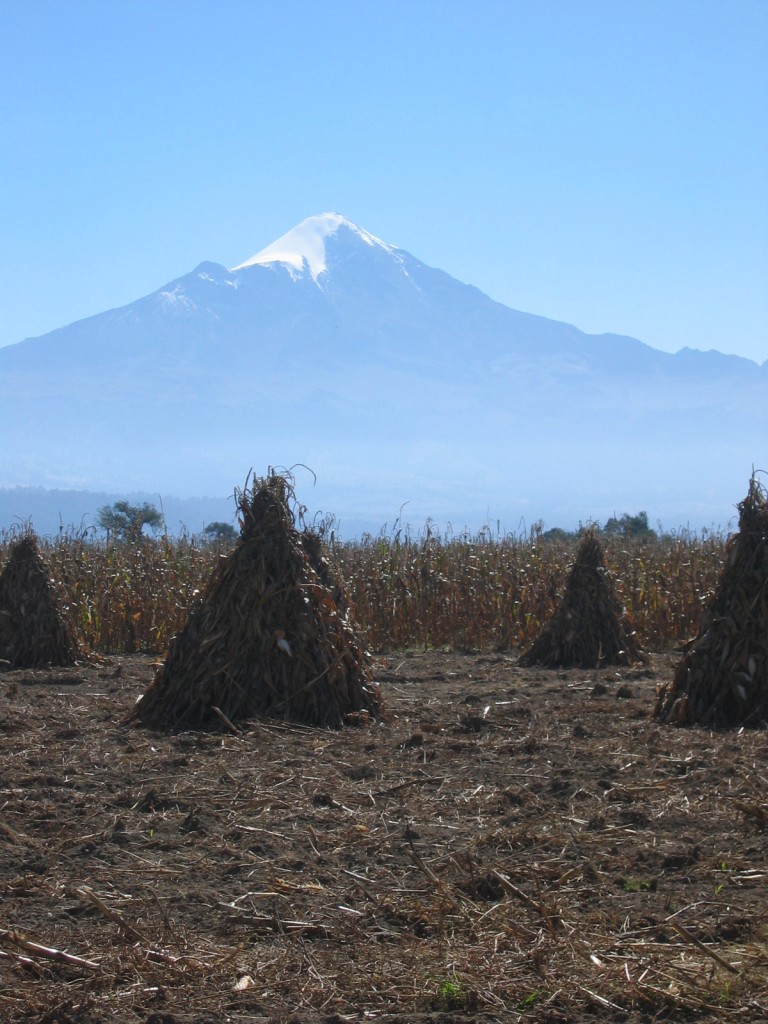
[{"xmin": 1, "ymin": 651, "xmax": 766, "ymax": 1024}]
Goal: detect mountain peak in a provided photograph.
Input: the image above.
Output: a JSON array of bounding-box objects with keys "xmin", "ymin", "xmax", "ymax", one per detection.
[{"xmin": 231, "ymin": 213, "xmax": 395, "ymax": 281}]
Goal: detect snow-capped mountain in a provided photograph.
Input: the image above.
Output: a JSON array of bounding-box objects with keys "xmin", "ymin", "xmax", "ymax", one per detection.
[
  {"xmin": 232, "ymin": 212, "xmax": 402, "ymax": 279},
  {"xmin": 0, "ymin": 214, "xmax": 765, "ymax": 535}
]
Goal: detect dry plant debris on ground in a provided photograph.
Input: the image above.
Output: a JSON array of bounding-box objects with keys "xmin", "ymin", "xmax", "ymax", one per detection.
[{"xmin": 1, "ymin": 652, "xmax": 767, "ymax": 1024}]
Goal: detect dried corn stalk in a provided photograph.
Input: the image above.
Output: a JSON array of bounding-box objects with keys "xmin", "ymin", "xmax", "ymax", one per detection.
[
  {"xmin": 0, "ymin": 535, "xmax": 80, "ymax": 667},
  {"xmin": 519, "ymin": 532, "xmax": 642, "ymax": 668},
  {"xmin": 655, "ymin": 478, "xmax": 768, "ymax": 727},
  {"xmin": 129, "ymin": 472, "xmax": 380, "ymax": 729}
]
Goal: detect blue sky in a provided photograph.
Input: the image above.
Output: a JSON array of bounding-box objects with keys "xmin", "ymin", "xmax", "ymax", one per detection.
[{"xmin": 2, "ymin": 0, "xmax": 766, "ymax": 362}]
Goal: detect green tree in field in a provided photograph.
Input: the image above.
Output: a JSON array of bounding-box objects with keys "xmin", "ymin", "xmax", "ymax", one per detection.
[
  {"xmin": 603, "ymin": 511, "xmax": 657, "ymax": 541},
  {"xmin": 202, "ymin": 521, "xmax": 238, "ymax": 544},
  {"xmin": 541, "ymin": 526, "xmax": 576, "ymax": 543},
  {"xmin": 97, "ymin": 501, "xmax": 164, "ymax": 542}
]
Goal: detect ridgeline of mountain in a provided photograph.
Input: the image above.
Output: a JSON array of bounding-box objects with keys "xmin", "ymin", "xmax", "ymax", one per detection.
[{"xmin": 1, "ymin": 214, "xmax": 765, "ymax": 535}]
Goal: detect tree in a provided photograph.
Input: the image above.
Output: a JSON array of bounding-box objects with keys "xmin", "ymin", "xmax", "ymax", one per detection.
[
  {"xmin": 541, "ymin": 526, "xmax": 576, "ymax": 543},
  {"xmin": 97, "ymin": 501, "xmax": 164, "ymax": 542},
  {"xmin": 202, "ymin": 521, "xmax": 237, "ymax": 544},
  {"xmin": 603, "ymin": 511, "xmax": 657, "ymax": 541}
]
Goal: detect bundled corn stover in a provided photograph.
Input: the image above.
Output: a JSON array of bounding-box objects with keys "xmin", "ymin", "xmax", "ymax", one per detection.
[
  {"xmin": 0, "ymin": 534, "xmax": 80, "ymax": 667},
  {"xmin": 130, "ymin": 473, "xmax": 381, "ymax": 729},
  {"xmin": 655, "ymin": 478, "xmax": 768, "ymax": 727},
  {"xmin": 519, "ymin": 532, "xmax": 642, "ymax": 668}
]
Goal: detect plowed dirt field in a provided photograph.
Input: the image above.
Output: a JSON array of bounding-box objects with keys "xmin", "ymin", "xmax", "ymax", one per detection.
[{"xmin": 1, "ymin": 651, "xmax": 766, "ymax": 1023}]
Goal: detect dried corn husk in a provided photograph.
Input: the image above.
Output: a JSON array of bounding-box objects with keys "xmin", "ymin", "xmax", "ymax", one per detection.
[
  {"xmin": 129, "ymin": 472, "xmax": 380, "ymax": 730},
  {"xmin": 519, "ymin": 532, "xmax": 643, "ymax": 668},
  {"xmin": 0, "ymin": 534, "xmax": 81, "ymax": 667},
  {"xmin": 655, "ymin": 478, "xmax": 768, "ymax": 727}
]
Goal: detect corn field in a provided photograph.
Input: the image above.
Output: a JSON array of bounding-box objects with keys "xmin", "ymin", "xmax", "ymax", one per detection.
[{"xmin": 0, "ymin": 526, "xmax": 726, "ymax": 656}]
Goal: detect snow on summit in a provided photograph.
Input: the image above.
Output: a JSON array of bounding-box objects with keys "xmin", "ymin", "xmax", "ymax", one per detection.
[{"xmin": 231, "ymin": 213, "xmax": 395, "ymax": 281}]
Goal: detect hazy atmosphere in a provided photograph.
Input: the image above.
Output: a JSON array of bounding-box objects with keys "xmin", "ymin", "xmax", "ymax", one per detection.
[
  {"xmin": 1, "ymin": 1, "xmax": 766, "ymax": 540},
  {"xmin": 2, "ymin": 10, "xmax": 768, "ymax": 1020},
  {"xmin": 2, "ymin": 0, "xmax": 766, "ymax": 361}
]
